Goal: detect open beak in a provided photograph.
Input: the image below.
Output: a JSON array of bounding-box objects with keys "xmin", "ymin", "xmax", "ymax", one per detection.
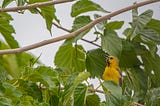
[{"xmin": 104, "ymin": 54, "xmax": 109, "ymax": 60}]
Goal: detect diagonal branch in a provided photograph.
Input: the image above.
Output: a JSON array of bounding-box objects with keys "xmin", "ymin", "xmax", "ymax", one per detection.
[
  {"xmin": 52, "ymin": 22, "xmax": 101, "ymax": 47},
  {"xmin": 0, "ymin": 0, "xmax": 160, "ymax": 54},
  {"xmin": 0, "ymin": 0, "xmax": 74, "ymax": 12}
]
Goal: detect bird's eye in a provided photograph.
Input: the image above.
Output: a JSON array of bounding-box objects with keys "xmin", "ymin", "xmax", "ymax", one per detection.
[{"xmin": 110, "ymin": 57, "xmax": 113, "ymax": 59}]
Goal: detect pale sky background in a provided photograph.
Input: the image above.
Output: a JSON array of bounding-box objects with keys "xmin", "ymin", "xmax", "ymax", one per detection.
[{"xmin": 0, "ymin": 0, "xmax": 160, "ymax": 101}]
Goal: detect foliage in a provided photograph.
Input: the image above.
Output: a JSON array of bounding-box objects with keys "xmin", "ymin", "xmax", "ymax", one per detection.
[{"xmin": 0, "ymin": 0, "xmax": 160, "ymax": 106}]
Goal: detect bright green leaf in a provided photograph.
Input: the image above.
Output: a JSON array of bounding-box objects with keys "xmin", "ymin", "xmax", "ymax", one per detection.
[
  {"xmin": 86, "ymin": 94, "xmax": 100, "ymax": 106},
  {"xmin": 105, "ymin": 21, "xmax": 124, "ymax": 30},
  {"xmin": 86, "ymin": 48, "xmax": 106, "ymax": 78},
  {"xmin": 0, "ymin": 12, "xmax": 19, "ymax": 48},
  {"xmin": 2, "ymin": 54, "xmax": 20, "ymax": 78},
  {"xmin": 101, "ymin": 29, "xmax": 122, "ymax": 58},
  {"xmin": 71, "ymin": 0, "xmax": 107, "ymax": 17},
  {"xmin": 54, "ymin": 43, "xmax": 86, "ymax": 73}
]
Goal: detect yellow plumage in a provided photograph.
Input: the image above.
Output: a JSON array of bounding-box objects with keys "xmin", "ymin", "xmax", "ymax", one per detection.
[{"xmin": 103, "ymin": 56, "xmax": 122, "ymax": 85}]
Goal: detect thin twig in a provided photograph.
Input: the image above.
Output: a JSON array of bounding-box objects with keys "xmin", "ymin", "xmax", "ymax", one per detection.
[
  {"xmin": 52, "ymin": 22, "xmax": 71, "ymax": 33},
  {"xmin": 52, "ymin": 22, "xmax": 101, "ymax": 47},
  {"xmin": 0, "ymin": 0, "xmax": 160, "ymax": 54},
  {"xmin": 0, "ymin": 0, "xmax": 74, "ymax": 12}
]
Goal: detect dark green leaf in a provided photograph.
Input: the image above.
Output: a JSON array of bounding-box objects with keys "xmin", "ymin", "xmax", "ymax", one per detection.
[
  {"xmin": 18, "ymin": 80, "xmax": 42, "ymax": 102},
  {"xmin": 71, "ymin": 0, "xmax": 107, "ymax": 17},
  {"xmin": 29, "ymin": 0, "xmax": 59, "ymax": 34},
  {"xmin": 102, "ymin": 81, "xmax": 124, "ymax": 106},
  {"xmin": 101, "ymin": 29, "xmax": 122, "ymax": 58},
  {"xmin": 17, "ymin": 0, "xmax": 26, "ymax": 6},
  {"xmin": 119, "ymin": 40, "xmax": 141, "ymax": 68},
  {"xmin": 49, "ymin": 95, "xmax": 59, "ymax": 106},
  {"xmin": 94, "ymin": 14, "xmax": 107, "ymax": 30},
  {"xmin": 105, "ymin": 21, "xmax": 124, "ymax": 30},
  {"xmin": 129, "ymin": 9, "xmax": 153, "ymax": 40},
  {"xmin": 54, "ymin": 43, "xmax": 86, "ymax": 73},
  {"xmin": 147, "ymin": 19, "xmax": 160, "ymax": 34},
  {"xmin": 74, "ymin": 84, "xmax": 87, "ymax": 106},
  {"xmin": 0, "ymin": 12, "xmax": 19, "ymax": 48},
  {"xmin": 2, "ymin": 0, "xmax": 14, "ymax": 8},
  {"xmin": 67, "ymin": 16, "xmax": 92, "ymax": 42},
  {"xmin": 86, "ymin": 94, "xmax": 100, "ymax": 106},
  {"xmin": 86, "ymin": 48, "xmax": 106, "ymax": 78}
]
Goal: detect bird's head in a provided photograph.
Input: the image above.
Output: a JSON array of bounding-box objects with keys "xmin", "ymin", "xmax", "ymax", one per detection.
[{"xmin": 105, "ymin": 55, "xmax": 119, "ymax": 67}]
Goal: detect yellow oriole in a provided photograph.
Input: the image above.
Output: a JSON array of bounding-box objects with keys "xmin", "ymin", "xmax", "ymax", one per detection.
[{"xmin": 103, "ymin": 55, "xmax": 122, "ymax": 86}]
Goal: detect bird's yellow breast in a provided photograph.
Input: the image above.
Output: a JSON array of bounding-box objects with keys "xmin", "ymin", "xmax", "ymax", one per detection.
[{"xmin": 103, "ymin": 66, "xmax": 121, "ymax": 84}]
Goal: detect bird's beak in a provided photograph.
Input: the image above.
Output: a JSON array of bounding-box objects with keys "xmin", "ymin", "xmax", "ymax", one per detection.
[{"xmin": 104, "ymin": 54, "xmax": 109, "ymax": 60}]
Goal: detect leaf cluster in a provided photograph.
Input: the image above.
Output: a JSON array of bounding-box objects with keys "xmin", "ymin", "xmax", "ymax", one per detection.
[{"xmin": 0, "ymin": 0, "xmax": 160, "ymax": 105}]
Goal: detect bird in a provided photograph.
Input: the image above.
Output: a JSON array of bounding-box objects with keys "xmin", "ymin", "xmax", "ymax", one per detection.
[{"xmin": 103, "ymin": 55, "xmax": 122, "ymax": 86}]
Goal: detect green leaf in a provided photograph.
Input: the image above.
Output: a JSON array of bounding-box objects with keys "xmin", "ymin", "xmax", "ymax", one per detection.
[
  {"xmin": 29, "ymin": 66, "xmax": 59, "ymax": 91},
  {"xmin": 147, "ymin": 18, "xmax": 160, "ymax": 34},
  {"xmin": 140, "ymin": 28, "xmax": 160, "ymax": 45},
  {"xmin": 86, "ymin": 94, "xmax": 100, "ymax": 106},
  {"xmin": 105, "ymin": 21, "xmax": 124, "ymax": 30},
  {"xmin": 0, "ymin": 97, "xmax": 12, "ymax": 106},
  {"xmin": 145, "ymin": 88, "xmax": 160, "ymax": 106},
  {"xmin": 94, "ymin": 14, "xmax": 107, "ymax": 30},
  {"xmin": 102, "ymin": 81, "xmax": 124, "ymax": 106},
  {"xmin": 141, "ymin": 52, "xmax": 160, "ymax": 87},
  {"xmin": 2, "ymin": 0, "xmax": 14, "ymax": 8},
  {"xmin": 54, "ymin": 43, "xmax": 86, "ymax": 73},
  {"xmin": 0, "ymin": 12, "xmax": 19, "ymax": 48},
  {"xmin": 63, "ymin": 72, "xmax": 90, "ymax": 106},
  {"xmin": 74, "ymin": 84, "xmax": 87, "ymax": 106},
  {"xmin": 17, "ymin": 0, "xmax": 26, "ymax": 6},
  {"xmin": 2, "ymin": 82, "xmax": 22, "ymax": 97},
  {"xmin": 101, "ymin": 29, "xmax": 122, "ymax": 58},
  {"xmin": 71, "ymin": 0, "xmax": 107, "ymax": 17},
  {"xmin": 86, "ymin": 48, "xmax": 106, "ymax": 78},
  {"xmin": 67, "ymin": 16, "xmax": 92, "ymax": 42},
  {"xmin": 129, "ymin": 9, "xmax": 153, "ymax": 40},
  {"xmin": 119, "ymin": 40, "xmax": 141, "ymax": 68},
  {"xmin": 2, "ymin": 54, "xmax": 20, "ymax": 78},
  {"xmin": 29, "ymin": 0, "xmax": 59, "ymax": 34}
]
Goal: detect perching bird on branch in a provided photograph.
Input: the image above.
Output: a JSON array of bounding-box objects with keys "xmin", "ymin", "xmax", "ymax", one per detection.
[{"xmin": 103, "ymin": 55, "xmax": 122, "ymax": 86}]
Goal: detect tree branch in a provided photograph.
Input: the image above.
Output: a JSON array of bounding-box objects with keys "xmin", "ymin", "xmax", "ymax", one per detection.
[
  {"xmin": 0, "ymin": 0, "xmax": 74, "ymax": 12},
  {"xmin": 52, "ymin": 22, "xmax": 101, "ymax": 47},
  {"xmin": 0, "ymin": 0, "xmax": 160, "ymax": 54}
]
